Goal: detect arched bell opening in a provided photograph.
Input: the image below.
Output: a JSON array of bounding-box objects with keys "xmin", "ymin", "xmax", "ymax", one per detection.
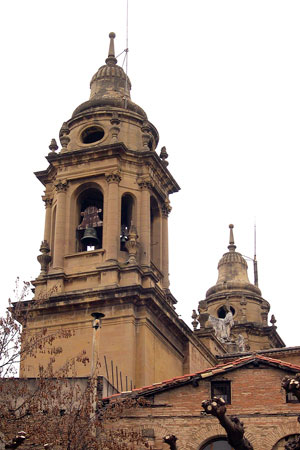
[
  {"xmin": 120, "ymin": 193, "xmax": 135, "ymax": 251},
  {"xmin": 76, "ymin": 188, "xmax": 103, "ymax": 252},
  {"xmin": 150, "ymin": 196, "xmax": 161, "ymax": 269}
]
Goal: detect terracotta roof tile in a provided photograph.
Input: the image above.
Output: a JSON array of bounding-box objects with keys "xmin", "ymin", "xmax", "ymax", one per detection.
[{"xmin": 102, "ymin": 354, "xmax": 300, "ymax": 400}]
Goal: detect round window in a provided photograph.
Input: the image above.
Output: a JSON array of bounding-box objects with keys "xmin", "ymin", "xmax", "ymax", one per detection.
[{"xmin": 81, "ymin": 126, "xmax": 104, "ymax": 144}]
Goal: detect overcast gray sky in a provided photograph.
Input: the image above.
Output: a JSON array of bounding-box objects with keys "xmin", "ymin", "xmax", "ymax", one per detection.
[{"xmin": 1, "ymin": 1, "xmax": 300, "ymax": 346}]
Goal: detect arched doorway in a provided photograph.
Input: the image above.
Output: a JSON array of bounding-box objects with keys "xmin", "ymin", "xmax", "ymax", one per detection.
[
  {"xmin": 272, "ymin": 434, "xmax": 300, "ymax": 449},
  {"xmin": 200, "ymin": 438, "xmax": 234, "ymax": 450}
]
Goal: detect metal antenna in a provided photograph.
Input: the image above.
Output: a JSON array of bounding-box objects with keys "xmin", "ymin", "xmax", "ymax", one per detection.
[
  {"xmin": 254, "ymin": 220, "xmax": 258, "ymax": 287},
  {"xmin": 124, "ymin": 0, "xmax": 129, "ymax": 109}
]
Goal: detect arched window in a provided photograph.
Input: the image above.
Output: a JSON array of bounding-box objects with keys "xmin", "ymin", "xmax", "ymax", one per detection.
[
  {"xmin": 150, "ymin": 196, "xmax": 161, "ymax": 268},
  {"xmin": 76, "ymin": 188, "xmax": 103, "ymax": 252},
  {"xmin": 120, "ymin": 194, "xmax": 134, "ymax": 251},
  {"xmin": 200, "ymin": 438, "xmax": 233, "ymax": 450}
]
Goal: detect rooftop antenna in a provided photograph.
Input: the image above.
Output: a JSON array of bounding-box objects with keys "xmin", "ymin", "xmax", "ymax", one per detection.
[
  {"xmin": 253, "ymin": 220, "xmax": 258, "ymax": 287},
  {"xmin": 124, "ymin": 0, "xmax": 129, "ymax": 109}
]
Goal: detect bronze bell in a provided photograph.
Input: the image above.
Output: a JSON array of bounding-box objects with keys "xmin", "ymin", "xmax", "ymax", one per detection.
[{"xmin": 81, "ymin": 227, "xmax": 99, "ymax": 247}]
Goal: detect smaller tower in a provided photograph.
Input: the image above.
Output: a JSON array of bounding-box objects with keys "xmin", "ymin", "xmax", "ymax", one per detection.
[{"xmin": 195, "ymin": 225, "xmax": 284, "ymax": 353}]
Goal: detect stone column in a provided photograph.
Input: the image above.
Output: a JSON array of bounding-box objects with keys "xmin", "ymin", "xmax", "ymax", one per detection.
[
  {"xmin": 52, "ymin": 181, "xmax": 68, "ymax": 270},
  {"xmin": 105, "ymin": 172, "xmax": 121, "ymax": 262},
  {"xmin": 138, "ymin": 180, "xmax": 151, "ymax": 267},
  {"xmin": 42, "ymin": 197, "xmax": 53, "ymax": 244},
  {"xmin": 161, "ymin": 201, "xmax": 171, "ymax": 289}
]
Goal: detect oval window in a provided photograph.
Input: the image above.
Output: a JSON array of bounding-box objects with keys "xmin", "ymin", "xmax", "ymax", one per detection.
[{"xmin": 81, "ymin": 126, "xmax": 104, "ymax": 144}]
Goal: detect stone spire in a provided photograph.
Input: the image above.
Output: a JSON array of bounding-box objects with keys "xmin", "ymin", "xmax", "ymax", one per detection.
[{"xmin": 105, "ymin": 32, "xmax": 117, "ymax": 66}]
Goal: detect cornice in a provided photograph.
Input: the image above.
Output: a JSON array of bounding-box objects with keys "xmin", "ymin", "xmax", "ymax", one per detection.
[{"xmin": 35, "ymin": 142, "xmax": 180, "ymax": 195}]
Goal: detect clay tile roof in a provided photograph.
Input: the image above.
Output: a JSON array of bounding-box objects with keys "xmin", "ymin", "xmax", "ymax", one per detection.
[{"xmin": 102, "ymin": 354, "xmax": 300, "ymax": 401}]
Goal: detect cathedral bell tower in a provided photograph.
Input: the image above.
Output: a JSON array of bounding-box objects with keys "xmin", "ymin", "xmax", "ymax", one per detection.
[{"xmin": 22, "ymin": 33, "xmax": 198, "ymax": 387}]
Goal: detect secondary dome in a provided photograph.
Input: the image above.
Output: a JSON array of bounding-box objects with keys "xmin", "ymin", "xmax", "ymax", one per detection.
[{"xmin": 206, "ymin": 224, "xmax": 261, "ymax": 297}]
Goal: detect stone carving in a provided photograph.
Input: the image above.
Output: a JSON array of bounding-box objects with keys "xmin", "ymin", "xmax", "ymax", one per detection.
[
  {"xmin": 197, "ymin": 300, "xmax": 210, "ymax": 328},
  {"xmin": 162, "ymin": 200, "xmax": 172, "ymax": 217},
  {"xmin": 59, "ymin": 122, "xmax": 70, "ymax": 150},
  {"xmin": 192, "ymin": 309, "xmax": 198, "ymax": 331},
  {"xmin": 110, "ymin": 125, "xmax": 120, "ymax": 143},
  {"xmin": 125, "ymin": 224, "xmax": 139, "ymax": 264},
  {"xmin": 42, "ymin": 196, "xmax": 53, "ymax": 208},
  {"xmin": 54, "ymin": 180, "xmax": 68, "ymax": 193},
  {"xmin": 105, "ymin": 171, "xmax": 121, "ymax": 184},
  {"xmin": 236, "ymin": 334, "xmax": 246, "ymax": 352},
  {"xmin": 48, "ymin": 138, "xmax": 58, "ymax": 154},
  {"xmin": 141, "ymin": 120, "xmax": 152, "ymax": 149},
  {"xmin": 37, "ymin": 240, "xmax": 52, "ymax": 276},
  {"xmin": 208, "ymin": 308, "xmax": 234, "ymax": 343},
  {"xmin": 159, "ymin": 146, "xmax": 169, "ymax": 167},
  {"xmin": 163, "ymin": 435, "xmax": 178, "ymax": 450},
  {"xmin": 202, "ymin": 397, "xmax": 253, "ymax": 450}
]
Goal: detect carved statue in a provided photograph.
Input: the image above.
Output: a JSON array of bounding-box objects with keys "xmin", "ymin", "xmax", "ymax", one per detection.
[
  {"xmin": 163, "ymin": 435, "xmax": 178, "ymax": 450},
  {"xmin": 201, "ymin": 397, "xmax": 253, "ymax": 450},
  {"xmin": 208, "ymin": 307, "xmax": 234, "ymax": 343}
]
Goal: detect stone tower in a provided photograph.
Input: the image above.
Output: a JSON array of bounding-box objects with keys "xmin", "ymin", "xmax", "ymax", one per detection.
[
  {"xmin": 21, "ymin": 33, "xmax": 211, "ymax": 387},
  {"xmin": 195, "ymin": 224, "xmax": 284, "ymax": 353}
]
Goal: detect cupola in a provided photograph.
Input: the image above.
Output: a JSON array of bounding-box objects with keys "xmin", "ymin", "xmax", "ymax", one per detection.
[{"xmin": 206, "ymin": 224, "xmax": 261, "ymax": 298}]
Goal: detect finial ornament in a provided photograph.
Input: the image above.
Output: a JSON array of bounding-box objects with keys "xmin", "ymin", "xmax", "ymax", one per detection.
[
  {"xmin": 228, "ymin": 224, "xmax": 236, "ymax": 252},
  {"xmin": 106, "ymin": 32, "xmax": 117, "ymax": 66}
]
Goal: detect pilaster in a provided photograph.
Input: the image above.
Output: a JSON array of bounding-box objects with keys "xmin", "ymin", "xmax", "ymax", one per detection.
[{"xmin": 52, "ymin": 181, "xmax": 68, "ymax": 270}]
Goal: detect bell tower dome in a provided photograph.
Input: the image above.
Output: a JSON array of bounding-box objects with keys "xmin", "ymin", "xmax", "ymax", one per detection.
[{"xmin": 20, "ymin": 33, "xmax": 207, "ymax": 388}]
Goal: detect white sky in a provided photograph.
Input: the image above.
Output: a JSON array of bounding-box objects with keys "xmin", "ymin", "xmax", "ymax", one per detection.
[{"xmin": 1, "ymin": 1, "xmax": 300, "ymax": 347}]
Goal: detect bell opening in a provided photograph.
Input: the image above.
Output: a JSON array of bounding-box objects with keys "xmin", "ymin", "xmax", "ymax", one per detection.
[
  {"xmin": 77, "ymin": 188, "xmax": 103, "ymax": 252},
  {"xmin": 120, "ymin": 194, "xmax": 134, "ymax": 251}
]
